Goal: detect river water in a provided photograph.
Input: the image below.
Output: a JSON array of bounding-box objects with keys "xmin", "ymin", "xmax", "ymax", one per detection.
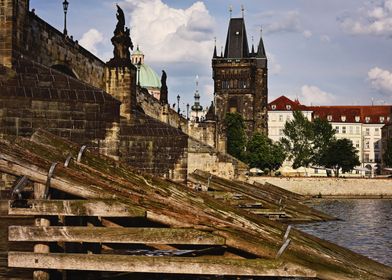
[{"xmin": 296, "ymin": 199, "xmax": 392, "ymax": 267}]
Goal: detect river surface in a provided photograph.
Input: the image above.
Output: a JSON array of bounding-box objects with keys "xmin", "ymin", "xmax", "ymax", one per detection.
[{"xmin": 296, "ymin": 199, "xmax": 392, "ymax": 267}]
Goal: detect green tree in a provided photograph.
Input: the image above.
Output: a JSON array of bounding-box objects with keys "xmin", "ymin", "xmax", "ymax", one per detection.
[
  {"xmin": 383, "ymin": 138, "xmax": 392, "ymax": 167},
  {"xmin": 312, "ymin": 118, "xmax": 336, "ymax": 165},
  {"xmin": 281, "ymin": 111, "xmax": 314, "ymax": 169},
  {"xmin": 225, "ymin": 112, "xmax": 246, "ymax": 160},
  {"xmin": 246, "ymin": 133, "xmax": 286, "ymax": 172},
  {"xmin": 281, "ymin": 111, "xmax": 336, "ymax": 169},
  {"xmin": 320, "ymin": 138, "xmax": 360, "ymax": 177}
]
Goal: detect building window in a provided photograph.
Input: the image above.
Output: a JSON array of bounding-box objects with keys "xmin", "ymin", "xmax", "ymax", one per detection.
[
  {"xmin": 271, "ymin": 105, "xmax": 276, "ymax": 110},
  {"xmin": 335, "ymin": 126, "xmax": 340, "ymax": 133},
  {"xmin": 365, "ymin": 140, "xmax": 370, "ymax": 149},
  {"xmin": 342, "ymin": 126, "xmax": 346, "ymax": 134},
  {"xmin": 279, "ymin": 115, "xmax": 283, "ymax": 122},
  {"xmin": 341, "ymin": 115, "xmax": 346, "ymax": 122},
  {"xmin": 286, "ymin": 115, "xmax": 290, "ymax": 121},
  {"xmin": 327, "ymin": 115, "xmax": 332, "ymax": 121},
  {"xmin": 375, "ymin": 128, "xmax": 380, "ymax": 136},
  {"xmin": 314, "ymin": 114, "xmax": 319, "ymax": 119},
  {"xmin": 374, "ymin": 141, "xmax": 380, "ymax": 149},
  {"xmin": 286, "ymin": 105, "xmax": 291, "ymax": 110},
  {"xmin": 355, "ymin": 116, "xmax": 360, "ymax": 122},
  {"xmin": 355, "ymin": 140, "xmax": 360, "ymax": 148},
  {"xmin": 380, "ymin": 116, "xmax": 385, "ymax": 123},
  {"xmin": 222, "ymin": 80, "xmax": 229, "ymax": 89},
  {"xmin": 356, "ymin": 127, "xmax": 360, "ymax": 134},
  {"xmin": 365, "ymin": 128, "xmax": 370, "ymax": 136},
  {"xmin": 365, "ymin": 117, "xmax": 370, "ymax": 123},
  {"xmin": 364, "ymin": 153, "xmax": 370, "ymax": 162},
  {"xmin": 349, "ymin": 126, "xmax": 353, "ymax": 134}
]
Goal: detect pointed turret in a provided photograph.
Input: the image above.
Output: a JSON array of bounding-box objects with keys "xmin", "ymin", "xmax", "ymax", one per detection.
[
  {"xmin": 256, "ymin": 28, "xmax": 266, "ymax": 59},
  {"xmin": 223, "ymin": 18, "xmax": 250, "ymax": 58},
  {"xmin": 213, "ymin": 37, "xmax": 218, "ymax": 58}
]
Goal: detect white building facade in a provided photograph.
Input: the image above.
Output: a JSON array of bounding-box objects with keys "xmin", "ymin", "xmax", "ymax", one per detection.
[{"xmin": 268, "ymin": 96, "xmax": 392, "ymax": 176}]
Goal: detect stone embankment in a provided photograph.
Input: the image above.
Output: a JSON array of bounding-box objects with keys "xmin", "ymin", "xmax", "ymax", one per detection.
[{"xmin": 251, "ymin": 177, "xmax": 392, "ymax": 198}]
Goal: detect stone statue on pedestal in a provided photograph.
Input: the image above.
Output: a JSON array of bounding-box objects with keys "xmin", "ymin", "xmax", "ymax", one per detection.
[
  {"xmin": 111, "ymin": 5, "xmax": 133, "ymax": 61},
  {"xmin": 160, "ymin": 70, "xmax": 168, "ymax": 105}
]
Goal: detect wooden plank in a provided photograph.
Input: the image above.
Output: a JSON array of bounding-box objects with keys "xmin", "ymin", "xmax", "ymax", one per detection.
[
  {"xmin": 8, "ymin": 200, "xmax": 146, "ymax": 217},
  {"xmin": 9, "ymin": 226, "xmax": 226, "ymax": 245},
  {"xmin": 8, "ymin": 252, "xmax": 316, "ymax": 277}
]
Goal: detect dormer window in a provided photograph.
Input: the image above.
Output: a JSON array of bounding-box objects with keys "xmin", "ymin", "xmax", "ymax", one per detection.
[
  {"xmin": 327, "ymin": 115, "xmax": 332, "ymax": 121},
  {"xmin": 286, "ymin": 104, "xmax": 291, "ymax": 110},
  {"xmin": 314, "ymin": 115, "xmax": 319, "ymax": 119},
  {"xmin": 341, "ymin": 115, "xmax": 346, "ymax": 122},
  {"xmin": 271, "ymin": 105, "xmax": 276, "ymax": 110},
  {"xmin": 380, "ymin": 116, "xmax": 385, "ymax": 123},
  {"xmin": 355, "ymin": 116, "xmax": 360, "ymax": 122},
  {"xmin": 388, "ymin": 117, "xmax": 391, "ymax": 122},
  {"xmin": 365, "ymin": 117, "xmax": 370, "ymax": 123}
]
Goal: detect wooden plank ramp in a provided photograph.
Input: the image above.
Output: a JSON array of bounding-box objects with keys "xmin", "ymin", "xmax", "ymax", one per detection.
[
  {"xmin": 8, "ymin": 199, "xmax": 146, "ymax": 217},
  {"xmin": 8, "ymin": 252, "xmax": 317, "ymax": 277},
  {"xmin": 9, "ymin": 226, "xmax": 225, "ymax": 245}
]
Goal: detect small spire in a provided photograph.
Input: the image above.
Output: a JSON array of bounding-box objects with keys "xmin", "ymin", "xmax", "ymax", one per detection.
[
  {"xmin": 241, "ymin": 5, "xmax": 245, "ymax": 18},
  {"xmin": 257, "ymin": 25, "xmax": 266, "ymax": 58},
  {"xmin": 196, "ymin": 75, "xmax": 199, "ymax": 91},
  {"xmin": 229, "ymin": 5, "xmax": 233, "ymax": 18},
  {"xmin": 251, "ymin": 36, "xmax": 255, "ymax": 54},
  {"xmin": 213, "ymin": 37, "xmax": 217, "ymax": 58},
  {"xmin": 136, "ymin": 44, "xmax": 139, "ymax": 51},
  {"xmin": 220, "ymin": 46, "xmax": 223, "ymax": 57}
]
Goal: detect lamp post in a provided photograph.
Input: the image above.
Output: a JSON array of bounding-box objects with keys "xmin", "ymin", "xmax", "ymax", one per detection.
[
  {"xmin": 63, "ymin": 0, "xmax": 69, "ymax": 36},
  {"xmin": 177, "ymin": 94, "xmax": 180, "ymax": 114},
  {"xmin": 186, "ymin": 103, "xmax": 190, "ymax": 120}
]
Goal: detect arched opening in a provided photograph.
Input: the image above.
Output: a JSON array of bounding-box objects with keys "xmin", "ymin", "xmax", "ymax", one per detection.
[{"xmin": 51, "ymin": 64, "xmax": 78, "ymax": 79}]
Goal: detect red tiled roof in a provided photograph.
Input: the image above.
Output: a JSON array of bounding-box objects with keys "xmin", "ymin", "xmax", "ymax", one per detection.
[
  {"xmin": 268, "ymin": 96, "xmax": 308, "ymax": 111},
  {"xmin": 268, "ymin": 96, "xmax": 392, "ymax": 124}
]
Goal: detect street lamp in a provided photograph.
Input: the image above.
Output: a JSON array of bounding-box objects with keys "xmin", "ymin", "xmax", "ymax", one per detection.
[
  {"xmin": 186, "ymin": 103, "xmax": 190, "ymax": 120},
  {"xmin": 62, "ymin": 0, "xmax": 69, "ymax": 36},
  {"xmin": 177, "ymin": 94, "xmax": 180, "ymax": 114}
]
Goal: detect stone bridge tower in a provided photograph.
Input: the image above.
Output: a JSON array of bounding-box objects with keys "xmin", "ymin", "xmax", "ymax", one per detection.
[{"xmin": 212, "ymin": 17, "xmax": 268, "ymax": 153}]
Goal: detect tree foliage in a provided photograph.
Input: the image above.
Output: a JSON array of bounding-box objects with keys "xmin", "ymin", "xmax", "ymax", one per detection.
[
  {"xmin": 383, "ymin": 138, "xmax": 392, "ymax": 167},
  {"xmin": 225, "ymin": 112, "xmax": 246, "ymax": 161},
  {"xmin": 246, "ymin": 133, "xmax": 286, "ymax": 172},
  {"xmin": 281, "ymin": 111, "xmax": 336, "ymax": 169},
  {"xmin": 319, "ymin": 138, "xmax": 360, "ymax": 177},
  {"xmin": 281, "ymin": 111, "xmax": 315, "ymax": 169}
]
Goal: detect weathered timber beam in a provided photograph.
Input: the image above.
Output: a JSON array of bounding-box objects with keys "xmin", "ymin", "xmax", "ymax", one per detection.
[
  {"xmin": 9, "ymin": 226, "xmax": 225, "ymax": 245},
  {"xmin": 8, "ymin": 200, "xmax": 145, "ymax": 218},
  {"xmin": 8, "ymin": 252, "xmax": 316, "ymax": 277}
]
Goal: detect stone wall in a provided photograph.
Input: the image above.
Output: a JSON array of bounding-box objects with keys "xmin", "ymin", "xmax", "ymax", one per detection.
[
  {"xmin": 188, "ymin": 137, "xmax": 247, "ymax": 179},
  {"xmin": 0, "ymin": 59, "xmax": 120, "ymax": 144},
  {"xmin": 119, "ymin": 112, "xmax": 188, "ymax": 181},
  {"xmin": 252, "ymin": 177, "xmax": 392, "ymax": 197},
  {"xmin": 187, "ymin": 121, "xmax": 216, "ymax": 148},
  {"xmin": 136, "ymin": 88, "xmax": 188, "ymax": 132},
  {"xmin": 0, "ymin": 0, "xmax": 106, "ymax": 89}
]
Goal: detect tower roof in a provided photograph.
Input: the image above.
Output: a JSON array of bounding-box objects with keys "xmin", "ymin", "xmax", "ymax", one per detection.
[
  {"xmin": 224, "ymin": 18, "xmax": 250, "ymax": 58},
  {"xmin": 257, "ymin": 34, "xmax": 266, "ymax": 59}
]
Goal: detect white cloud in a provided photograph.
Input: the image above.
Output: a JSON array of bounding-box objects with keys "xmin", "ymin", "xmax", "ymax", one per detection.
[
  {"xmin": 264, "ymin": 11, "xmax": 301, "ymax": 34},
  {"xmin": 368, "ymin": 67, "xmax": 392, "ymax": 94},
  {"xmin": 267, "ymin": 52, "xmax": 282, "ymax": 75},
  {"xmin": 339, "ymin": 0, "xmax": 392, "ymax": 37},
  {"xmin": 320, "ymin": 35, "xmax": 331, "ymax": 43},
  {"xmin": 303, "ymin": 30, "xmax": 312, "ymax": 38},
  {"xmin": 121, "ymin": 0, "xmax": 215, "ymax": 64},
  {"xmin": 300, "ymin": 85, "xmax": 336, "ymax": 105},
  {"xmin": 79, "ymin": 29, "xmax": 104, "ymax": 56}
]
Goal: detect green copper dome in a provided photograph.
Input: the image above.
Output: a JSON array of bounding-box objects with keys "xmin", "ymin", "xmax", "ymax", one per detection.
[{"xmin": 139, "ymin": 64, "xmax": 161, "ymax": 88}]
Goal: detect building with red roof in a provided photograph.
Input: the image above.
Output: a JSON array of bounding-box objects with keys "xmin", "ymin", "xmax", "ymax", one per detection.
[{"xmin": 268, "ymin": 96, "xmax": 392, "ymax": 174}]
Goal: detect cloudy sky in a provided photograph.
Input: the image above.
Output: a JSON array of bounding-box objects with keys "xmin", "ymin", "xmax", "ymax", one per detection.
[{"xmin": 31, "ymin": 0, "xmax": 392, "ymax": 111}]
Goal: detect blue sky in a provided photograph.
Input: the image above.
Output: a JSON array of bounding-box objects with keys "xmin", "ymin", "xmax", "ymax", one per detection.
[{"xmin": 30, "ymin": 0, "xmax": 392, "ymax": 113}]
